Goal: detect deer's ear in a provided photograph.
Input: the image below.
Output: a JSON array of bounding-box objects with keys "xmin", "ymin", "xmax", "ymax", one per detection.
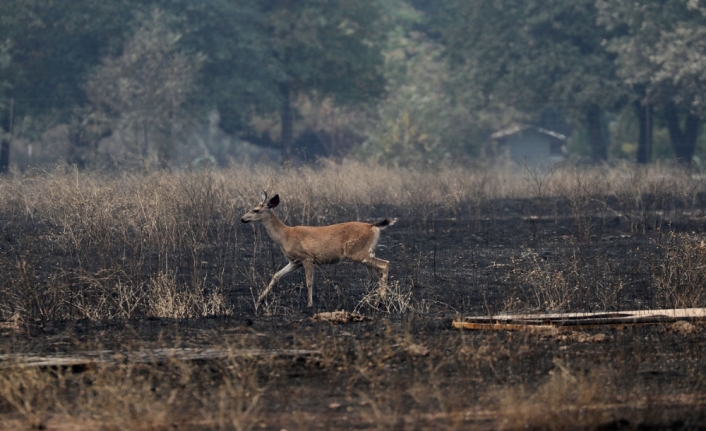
[
  {"xmin": 260, "ymin": 191, "xmax": 267, "ymax": 203},
  {"xmin": 267, "ymin": 194, "xmax": 280, "ymax": 208}
]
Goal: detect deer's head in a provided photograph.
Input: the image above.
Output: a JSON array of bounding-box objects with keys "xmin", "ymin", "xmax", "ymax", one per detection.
[{"xmin": 240, "ymin": 191, "xmax": 280, "ymax": 223}]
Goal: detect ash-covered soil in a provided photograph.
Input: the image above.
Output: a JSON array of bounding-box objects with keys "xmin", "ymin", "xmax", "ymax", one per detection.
[
  {"xmin": 233, "ymin": 197, "xmax": 690, "ymax": 316},
  {"xmin": 1, "ymin": 197, "xmax": 706, "ymax": 430}
]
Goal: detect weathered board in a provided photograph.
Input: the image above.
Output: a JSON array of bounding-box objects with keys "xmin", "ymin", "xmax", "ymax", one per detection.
[
  {"xmin": 452, "ymin": 308, "xmax": 706, "ymax": 331},
  {"xmin": 0, "ymin": 347, "xmax": 321, "ymax": 369}
]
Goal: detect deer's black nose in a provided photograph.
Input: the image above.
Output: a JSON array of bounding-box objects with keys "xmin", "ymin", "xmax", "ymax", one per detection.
[{"xmin": 240, "ymin": 218, "xmax": 249, "ymax": 223}]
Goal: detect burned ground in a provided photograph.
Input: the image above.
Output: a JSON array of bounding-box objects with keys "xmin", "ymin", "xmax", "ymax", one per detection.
[{"xmin": 0, "ymin": 165, "xmax": 706, "ymax": 430}]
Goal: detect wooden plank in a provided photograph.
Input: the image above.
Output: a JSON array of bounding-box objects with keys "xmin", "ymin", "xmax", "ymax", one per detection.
[
  {"xmin": 453, "ymin": 308, "xmax": 706, "ymax": 331},
  {"xmin": 0, "ymin": 348, "xmax": 321, "ymax": 369}
]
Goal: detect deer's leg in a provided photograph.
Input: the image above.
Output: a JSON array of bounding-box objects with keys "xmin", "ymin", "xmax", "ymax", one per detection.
[
  {"xmin": 257, "ymin": 261, "xmax": 301, "ymax": 307},
  {"xmin": 302, "ymin": 260, "xmax": 315, "ymax": 307},
  {"xmin": 363, "ymin": 257, "xmax": 390, "ymax": 298}
]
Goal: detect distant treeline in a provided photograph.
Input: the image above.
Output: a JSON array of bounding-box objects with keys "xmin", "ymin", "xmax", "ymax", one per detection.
[{"xmin": 0, "ymin": 0, "xmax": 705, "ymax": 169}]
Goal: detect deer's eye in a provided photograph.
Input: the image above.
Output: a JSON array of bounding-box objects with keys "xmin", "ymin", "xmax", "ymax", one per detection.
[{"xmin": 253, "ymin": 209, "xmax": 260, "ymax": 213}]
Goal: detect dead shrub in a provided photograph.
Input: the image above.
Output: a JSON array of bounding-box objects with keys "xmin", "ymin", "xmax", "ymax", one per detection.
[
  {"xmin": 148, "ymin": 271, "xmax": 229, "ymax": 319},
  {"xmin": 508, "ymin": 245, "xmax": 629, "ymax": 313},
  {"xmin": 670, "ymin": 320, "xmax": 698, "ymax": 334},
  {"xmin": 496, "ymin": 360, "xmax": 615, "ymax": 430},
  {"xmin": 0, "ymin": 366, "xmax": 60, "ymax": 428},
  {"xmin": 650, "ymin": 233, "xmax": 706, "ymax": 309}
]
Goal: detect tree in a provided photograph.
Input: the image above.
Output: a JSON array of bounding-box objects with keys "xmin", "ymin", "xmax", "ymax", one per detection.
[
  {"xmin": 262, "ymin": 0, "xmax": 387, "ymax": 160},
  {"xmin": 0, "ymin": 0, "xmax": 143, "ymax": 169},
  {"xmin": 0, "ymin": 41, "xmax": 11, "ymax": 173},
  {"xmin": 360, "ymin": 5, "xmax": 475, "ymax": 167},
  {"xmin": 437, "ymin": 0, "xmax": 625, "ymax": 162},
  {"xmin": 633, "ymin": 85, "xmax": 654, "ymax": 164},
  {"xmin": 156, "ymin": 0, "xmax": 277, "ymax": 135},
  {"xmin": 0, "ymin": 0, "xmax": 388, "ymax": 167},
  {"xmin": 597, "ymin": 0, "xmax": 706, "ymax": 164},
  {"xmin": 85, "ymin": 9, "xmax": 204, "ymax": 168},
  {"xmin": 0, "ymin": 0, "xmax": 141, "ymax": 120}
]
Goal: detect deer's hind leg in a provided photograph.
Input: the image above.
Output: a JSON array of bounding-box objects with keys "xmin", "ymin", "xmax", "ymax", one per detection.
[
  {"xmin": 363, "ymin": 257, "xmax": 390, "ymax": 298},
  {"xmin": 302, "ymin": 260, "xmax": 315, "ymax": 308}
]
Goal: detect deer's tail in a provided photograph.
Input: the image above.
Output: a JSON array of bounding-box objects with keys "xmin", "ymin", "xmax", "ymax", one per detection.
[{"xmin": 374, "ymin": 218, "xmax": 398, "ymax": 229}]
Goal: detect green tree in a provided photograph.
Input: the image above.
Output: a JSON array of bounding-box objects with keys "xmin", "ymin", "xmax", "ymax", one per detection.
[
  {"xmin": 85, "ymin": 9, "xmax": 204, "ymax": 168},
  {"xmin": 597, "ymin": 0, "xmax": 706, "ymax": 164},
  {"xmin": 0, "ymin": 0, "xmax": 388, "ymax": 167},
  {"xmin": 0, "ymin": 1, "xmax": 263, "ymax": 166},
  {"xmin": 0, "ymin": 0, "xmax": 260, "ymax": 167},
  {"xmin": 0, "ymin": 0, "xmax": 140, "ymax": 121},
  {"xmin": 437, "ymin": 0, "xmax": 625, "ymax": 162},
  {"xmin": 360, "ymin": 4, "xmax": 475, "ymax": 167},
  {"xmin": 0, "ymin": 0, "xmax": 143, "ymax": 169},
  {"xmin": 262, "ymin": 0, "xmax": 387, "ymax": 160},
  {"xmin": 156, "ymin": 0, "xmax": 276, "ymax": 135}
]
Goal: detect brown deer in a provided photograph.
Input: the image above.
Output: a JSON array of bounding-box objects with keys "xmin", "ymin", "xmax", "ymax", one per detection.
[{"xmin": 241, "ymin": 192, "xmax": 396, "ymax": 309}]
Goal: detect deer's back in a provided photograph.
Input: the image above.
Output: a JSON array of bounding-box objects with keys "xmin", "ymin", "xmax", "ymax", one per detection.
[{"xmin": 281, "ymin": 222, "xmax": 377, "ymax": 264}]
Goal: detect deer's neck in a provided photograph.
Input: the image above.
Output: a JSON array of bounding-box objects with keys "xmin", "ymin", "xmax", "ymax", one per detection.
[{"xmin": 262, "ymin": 212, "xmax": 288, "ymax": 246}]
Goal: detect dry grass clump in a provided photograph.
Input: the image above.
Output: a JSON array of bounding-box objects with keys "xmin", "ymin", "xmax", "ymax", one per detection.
[
  {"xmin": 1, "ymin": 160, "xmax": 706, "ymax": 321},
  {"xmin": 2, "ymin": 160, "xmax": 706, "ymax": 430},
  {"xmin": 496, "ymin": 360, "xmax": 616, "ymax": 431},
  {"xmin": 0, "ymin": 160, "xmax": 505, "ymax": 322},
  {"xmin": 508, "ymin": 230, "xmax": 706, "ymax": 313},
  {"xmin": 355, "ymin": 281, "xmax": 415, "ymax": 314},
  {"xmin": 0, "ymin": 167, "xmax": 241, "ymax": 321},
  {"xmin": 0, "ymin": 366, "xmax": 59, "ymax": 428},
  {"xmin": 649, "ymin": 232, "xmax": 706, "ymax": 309},
  {"xmin": 1, "ymin": 317, "xmax": 705, "ymax": 430},
  {"xmin": 507, "ymin": 247, "xmax": 627, "ymax": 312},
  {"xmin": 0, "ymin": 348, "xmax": 270, "ymax": 431},
  {"xmin": 148, "ymin": 270, "xmax": 229, "ymax": 318},
  {"xmin": 670, "ymin": 320, "xmax": 698, "ymax": 334},
  {"xmin": 245, "ymin": 159, "xmax": 503, "ymax": 224},
  {"xmin": 602, "ymin": 163, "xmax": 706, "ymax": 234}
]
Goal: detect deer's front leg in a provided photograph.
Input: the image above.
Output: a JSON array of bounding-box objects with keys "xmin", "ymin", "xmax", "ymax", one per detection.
[
  {"xmin": 257, "ymin": 261, "xmax": 301, "ymax": 307},
  {"xmin": 302, "ymin": 260, "xmax": 315, "ymax": 307}
]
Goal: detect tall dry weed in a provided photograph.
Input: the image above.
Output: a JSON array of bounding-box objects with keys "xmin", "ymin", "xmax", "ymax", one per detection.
[
  {"xmin": 649, "ymin": 232, "xmax": 706, "ymax": 309},
  {"xmin": 0, "ymin": 346, "xmax": 273, "ymax": 430},
  {"xmin": 1, "ymin": 160, "xmax": 706, "ymax": 319},
  {"xmin": 496, "ymin": 360, "xmax": 615, "ymax": 430},
  {"xmin": 0, "ymin": 366, "xmax": 60, "ymax": 427},
  {"xmin": 508, "ymin": 247, "xmax": 627, "ymax": 312}
]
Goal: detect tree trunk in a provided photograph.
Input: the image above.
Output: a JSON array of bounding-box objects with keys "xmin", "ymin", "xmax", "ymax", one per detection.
[
  {"xmin": 684, "ymin": 112, "xmax": 700, "ymax": 164},
  {"xmin": 586, "ymin": 105, "xmax": 607, "ymax": 162},
  {"xmin": 0, "ymin": 138, "xmax": 9, "ymax": 174},
  {"xmin": 634, "ymin": 99, "xmax": 653, "ymax": 164},
  {"xmin": 157, "ymin": 114, "xmax": 173, "ymax": 170},
  {"xmin": 280, "ymin": 81, "xmax": 293, "ymax": 162},
  {"xmin": 665, "ymin": 102, "xmax": 700, "ymax": 165},
  {"xmin": 0, "ymin": 101, "xmax": 11, "ymax": 174}
]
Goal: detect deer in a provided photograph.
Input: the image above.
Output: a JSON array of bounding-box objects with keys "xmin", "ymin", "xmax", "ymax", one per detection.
[{"xmin": 240, "ymin": 191, "xmax": 396, "ymax": 309}]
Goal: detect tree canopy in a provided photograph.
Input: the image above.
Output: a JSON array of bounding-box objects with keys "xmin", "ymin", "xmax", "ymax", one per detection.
[
  {"xmin": 597, "ymin": 0, "xmax": 706, "ymax": 163},
  {"xmin": 436, "ymin": 0, "xmax": 625, "ymax": 161},
  {"xmin": 260, "ymin": 0, "xmax": 387, "ymax": 159},
  {"xmin": 0, "ymin": 0, "xmax": 139, "ymax": 121},
  {"xmin": 2, "ymin": 0, "xmax": 706, "ymax": 168}
]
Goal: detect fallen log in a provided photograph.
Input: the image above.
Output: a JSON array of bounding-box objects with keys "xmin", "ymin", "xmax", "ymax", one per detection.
[
  {"xmin": 453, "ymin": 308, "xmax": 706, "ymax": 331},
  {"xmin": 0, "ymin": 347, "xmax": 321, "ymax": 369}
]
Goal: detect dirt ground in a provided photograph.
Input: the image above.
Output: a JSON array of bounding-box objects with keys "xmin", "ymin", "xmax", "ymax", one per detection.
[{"xmin": 2, "ymin": 196, "xmax": 706, "ymax": 430}]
